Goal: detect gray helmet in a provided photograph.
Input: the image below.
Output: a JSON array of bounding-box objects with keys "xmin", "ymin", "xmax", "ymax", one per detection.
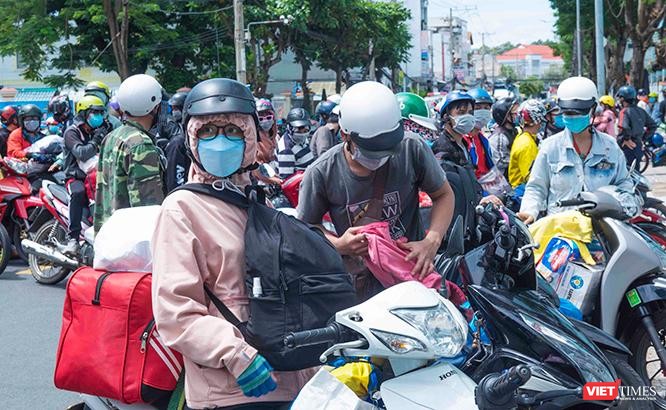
[
  {"xmin": 287, "ymin": 107, "xmax": 310, "ymax": 128},
  {"xmin": 183, "ymin": 78, "xmax": 257, "ymax": 129},
  {"xmin": 168, "ymin": 92, "xmax": 189, "ymax": 109},
  {"xmin": 18, "ymin": 104, "xmax": 42, "ymax": 128}
]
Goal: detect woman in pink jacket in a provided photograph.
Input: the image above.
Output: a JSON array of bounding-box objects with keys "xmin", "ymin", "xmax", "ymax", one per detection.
[
  {"xmin": 151, "ymin": 78, "xmax": 315, "ymax": 410},
  {"xmin": 593, "ymin": 95, "xmax": 617, "ymax": 137}
]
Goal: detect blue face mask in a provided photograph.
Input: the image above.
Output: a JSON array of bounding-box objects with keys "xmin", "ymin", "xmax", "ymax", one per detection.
[
  {"xmin": 553, "ymin": 114, "xmax": 565, "ymax": 129},
  {"xmin": 197, "ymin": 135, "xmax": 245, "ymax": 178},
  {"xmin": 562, "ymin": 114, "xmax": 591, "ymax": 134},
  {"xmin": 48, "ymin": 125, "xmax": 60, "ymax": 135},
  {"xmin": 87, "ymin": 113, "xmax": 104, "ymax": 129}
]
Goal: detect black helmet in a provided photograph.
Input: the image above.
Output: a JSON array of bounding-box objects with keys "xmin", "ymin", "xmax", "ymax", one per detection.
[
  {"xmin": 315, "ymin": 100, "xmax": 337, "ymax": 119},
  {"xmin": 183, "ymin": 78, "xmax": 257, "ymax": 129},
  {"xmin": 48, "ymin": 95, "xmax": 72, "ymax": 123},
  {"xmin": 616, "ymin": 85, "xmax": 637, "ymax": 102},
  {"xmin": 18, "ymin": 104, "xmax": 42, "ymax": 127},
  {"xmin": 491, "ymin": 97, "xmax": 517, "ymax": 126},
  {"xmin": 168, "ymin": 92, "xmax": 188, "ymax": 109},
  {"xmin": 543, "ymin": 97, "xmax": 561, "ymax": 115},
  {"xmin": 287, "ymin": 107, "xmax": 310, "ymax": 128},
  {"xmin": 637, "ymin": 88, "xmax": 647, "ymax": 97}
]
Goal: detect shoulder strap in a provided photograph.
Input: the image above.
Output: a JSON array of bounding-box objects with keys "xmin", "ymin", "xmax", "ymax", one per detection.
[
  {"xmin": 171, "ymin": 183, "xmax": 250, "ymax": 209},
  {"xmin": 203, "ymin": 284, "xmax": 242, "ymax": 327},
  {"xmin": 362, "ymin": 162, "xmax": 389, "ymax": 221}
]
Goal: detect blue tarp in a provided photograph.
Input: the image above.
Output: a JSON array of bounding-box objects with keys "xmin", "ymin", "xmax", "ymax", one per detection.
[{"xmin": 0, "ymin": 87, "xmax": 57, "ymax": 113}]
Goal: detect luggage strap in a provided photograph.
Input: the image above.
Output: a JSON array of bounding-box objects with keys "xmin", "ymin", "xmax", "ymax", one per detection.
[{"xmin": 203, "ymin": 284, "xmax": 242, "ymax": 328}]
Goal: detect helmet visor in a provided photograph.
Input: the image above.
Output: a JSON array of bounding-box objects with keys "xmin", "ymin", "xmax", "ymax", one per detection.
[{"xmin": 350, "ymin": 121, "xmax": 404, "ymax": 159}]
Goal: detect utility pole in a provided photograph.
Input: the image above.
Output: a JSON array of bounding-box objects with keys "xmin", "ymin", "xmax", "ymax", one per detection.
[
  {"xmin": 480, "ymin": 32, "xmax": 494, "ymax": 79},
  {"xmin": 449, "ymin": 8, "xmax": 454, "ymax": 82},
  {"xmin": 234, "ymin": 0, "xmax": 247, "ymax": 84},
  {"xmin": 576, "ymin": 0, "xmax": 582, "ymax": 76},
  {"xmin": 594, "ymin": 0, "xmax": 606, "ymax": 93}
]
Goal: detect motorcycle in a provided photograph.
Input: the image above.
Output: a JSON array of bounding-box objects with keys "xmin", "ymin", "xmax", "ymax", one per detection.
[
  {"xmin": 539, "ymin": 187, "xmax": 666, "ymax": 405},
  {"xmin": 0, "ymin": 157, "xmax": 53, "ymax": 269},
  {"xmin": 21, "ymin": 179, "xmax": 94, "ymax": 285},
  {"xmin": 436, "ymin": 210, "xmax": 648, "ymax": 409}
]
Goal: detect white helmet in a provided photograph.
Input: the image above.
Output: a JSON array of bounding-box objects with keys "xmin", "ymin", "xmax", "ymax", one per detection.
[
  {"xmin": 339, "ymin": 81, "xmax": 403, "ymax": 158},
  {"xmin": 117, "ymin": 74, "xmax": 163, "ymax": 117},
  {"xmin": 327, "ymin": 94, "xmax": 342, "ymax": 104},
  {"xmin": 557, "ymin": 76, "xmax": 598, "ymax": 112}
]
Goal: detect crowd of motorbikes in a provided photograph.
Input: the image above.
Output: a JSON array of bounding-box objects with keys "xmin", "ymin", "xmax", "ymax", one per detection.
[{"xmin": 5, "ymin": 140, "xmax": 666, "ymax": 408}]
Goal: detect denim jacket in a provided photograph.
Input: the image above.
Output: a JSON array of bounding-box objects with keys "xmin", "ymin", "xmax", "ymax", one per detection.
[{"xmin": 520, "ymin": 129, "xmax": 642, "ymax": 220}]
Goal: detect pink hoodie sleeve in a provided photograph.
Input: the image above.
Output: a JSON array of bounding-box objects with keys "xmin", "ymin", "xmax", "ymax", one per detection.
[{"xmin": 151, "ymin": 206, "xmax": 257, "ymax": 378}]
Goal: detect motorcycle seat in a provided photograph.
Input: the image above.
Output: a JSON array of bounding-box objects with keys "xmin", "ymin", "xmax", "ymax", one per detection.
[{"xmin": 48, "ymin": 184, "xmax": 69, "ymax": 205}]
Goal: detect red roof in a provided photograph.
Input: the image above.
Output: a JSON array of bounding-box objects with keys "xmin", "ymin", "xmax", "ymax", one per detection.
[{"xmin": 496, "ymin": 44, "xmax": 563, "ymax": 61}]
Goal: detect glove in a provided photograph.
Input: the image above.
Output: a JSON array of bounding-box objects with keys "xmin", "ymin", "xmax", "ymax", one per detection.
[
  {"xmin": 92, "ymin": 128, "xmax": 107, "ymax": 147},
  {"xmin": 235, "ymin": 355, "xmax": 277, "ymax": 397}
]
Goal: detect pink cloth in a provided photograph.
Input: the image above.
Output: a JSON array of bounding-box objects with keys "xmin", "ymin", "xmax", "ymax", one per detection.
[
  {"xmin": 359, "ymin": 221, "xmax": 442, "ymax": 289},
  {"xmin": 593, "ymin": 109, "xmax": 617, "ymax": 137}
]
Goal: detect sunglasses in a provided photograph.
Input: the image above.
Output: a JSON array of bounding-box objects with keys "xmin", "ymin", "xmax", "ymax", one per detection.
[
  {"xmin": 197, "ymin": 123, "xmax": 245, "ymax": 141},
  {"xmin": 258, "ymin": 114, "xmax": 274, "ymax": 122}
]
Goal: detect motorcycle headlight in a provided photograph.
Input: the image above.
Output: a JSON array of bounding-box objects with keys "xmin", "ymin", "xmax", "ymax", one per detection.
[
  {"xmin": 392, "ymin": 300, "xmax": 468, "ymax": 357},
  {"xmin": 520, "ymin": 313, "xmax": 614, "ymax": 383},
  {"xmin": 370, "ymin": 329, "xmax": 427, "ymax": 354}
]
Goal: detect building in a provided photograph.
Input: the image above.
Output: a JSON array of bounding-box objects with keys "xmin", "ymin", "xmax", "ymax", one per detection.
[
  {"xmin": 496, "ymin": 44, "xmax": 564, "ymax": 79},
  {"xmin": 472, "ymin": 51, "xmax": 500, "ymax": 80},
  {"xmin": 428, "ymin": 16, "xmax": 473, "ymax": 83}
]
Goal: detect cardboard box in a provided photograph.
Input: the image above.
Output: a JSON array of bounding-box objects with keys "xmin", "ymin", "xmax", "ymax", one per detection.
[{"xmin": 554, "ymin": 262, "xmax": 604, "ymax": 316}]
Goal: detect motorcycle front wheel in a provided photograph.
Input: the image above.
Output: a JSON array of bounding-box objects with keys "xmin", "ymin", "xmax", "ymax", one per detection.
[
  {"xmin": 627, "ymin": 309, "xmax": 666, "ymax": 408},
  {"xmin": 29, "ymin": 220, "xmax": 71, "ymax": 285},
  {"xmin": 640, "ymin": 150, "xmax": 652, "ymax": 174},
  {"xmin": 0, "ymin": 223, "xmax": 12, "ymax": 275}
]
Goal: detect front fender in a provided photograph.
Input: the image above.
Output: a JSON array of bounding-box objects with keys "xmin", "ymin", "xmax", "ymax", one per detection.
[
  {"xmin": 629, "ymin": 277, "xmax": 666, "ymax": 306},
  {"xmin": 570, "ymin": 318, "xmax": 631, "ymax": 357}
]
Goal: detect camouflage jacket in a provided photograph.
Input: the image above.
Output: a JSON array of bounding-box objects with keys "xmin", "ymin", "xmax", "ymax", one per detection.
[{"xmin": 94, "ymin": 121, "xmax": 165, "ymax": 233}]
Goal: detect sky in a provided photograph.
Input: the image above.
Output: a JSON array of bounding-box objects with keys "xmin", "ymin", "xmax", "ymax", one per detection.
[{"xmin": 428, "ymin": 0, "xmax": 557, "ymax": 48}]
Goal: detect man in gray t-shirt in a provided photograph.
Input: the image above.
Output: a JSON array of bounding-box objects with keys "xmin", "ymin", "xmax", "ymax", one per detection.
[{"xmin": 297, "ymin": 81, "xmax": 455, "ymax": 278}]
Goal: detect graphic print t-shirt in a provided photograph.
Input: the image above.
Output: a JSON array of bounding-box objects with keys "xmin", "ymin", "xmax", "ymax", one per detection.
[{"xmin": 298, "ymin": 132, "xmax": 447, "ymax": 241}]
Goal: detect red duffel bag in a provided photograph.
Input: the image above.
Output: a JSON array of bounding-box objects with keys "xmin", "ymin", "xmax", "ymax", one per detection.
[{"xmin": 54, "ymin": 267, "xmax": 183, "ymax": 404}]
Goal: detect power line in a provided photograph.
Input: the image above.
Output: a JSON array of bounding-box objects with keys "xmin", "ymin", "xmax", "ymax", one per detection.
[{"xmin": 156, "ymin": 4, "xmax": 233, "ymax": 15}]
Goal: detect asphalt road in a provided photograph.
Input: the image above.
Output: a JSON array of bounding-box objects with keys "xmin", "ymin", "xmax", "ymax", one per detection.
[
  {"xmin": 1, "ymin": 164, "xmax": 666, "ymax": 410},
  {"xmin": 0, "ymin": 261, "xmax": 79, "ymax": 410}
]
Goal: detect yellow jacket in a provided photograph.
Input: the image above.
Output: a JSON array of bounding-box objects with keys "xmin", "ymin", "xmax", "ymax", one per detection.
[{"xmin": 508, "ymin": 130, "xmax": 538, "ymax": 187}]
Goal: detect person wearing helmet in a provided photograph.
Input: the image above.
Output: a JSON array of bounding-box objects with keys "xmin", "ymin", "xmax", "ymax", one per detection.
[
  {"xmin": 465, "ymin": 88, "xmax": 496, "ymax": 179},
  {"xmin": 298, "ymin": 81, "xmax": 454, "ymax": 282},
  {"xmin": 163, "ymin": 93, "xmax": 191, "ymax": 192},
  {"xmin": 84, "ymin": 80, "xmax": 121, "ymax": 131},
  {"xmin": 0, "ymin": 105, "xmax": 19, "ymax": 156},
  {"xmin": 488, "ymin": 97, "xmax": 520, "ymax": 177},
  {"xmin": 593, "ymin": 95, "xmax": 617, "ymax": 138},
  {"xmin": 310, "ymin": 100, "xmax": 341, "ymax": 158},
  {"xmin": 659, "ymin": 88, "xmax": 666, "ymax": 123},
  {"xmin": 151, "ymin": 78, "xmax": 316, "ymax": 410},
  {"xmin": 8, "ymin": 104, "xmax": 46, "ymax": 159},
  {"xmin": 48, "ymin": 95, "xmax": 73, "ymax": 126},
  {"xmin": 276, "ymin": 107, "xmax": 315, "ymax": 179},
  {"xmin": 432, "ymin": 90, "xmax": 476, "ymax": 166},
  {"xmin": 251, "ymin": 98, "xmax": 282, "ymax": 186},
  {"xmin": 508, "ymin": 99, "xmax": 546, "ymax": 190},
  {"xmin": 616, "ymin": 85, "xmax": 657, "ymax": 169},
  {"xmin": 94, "ymin": 74, "xmax": 166, "ymax": 233},
  {"xmin": 637, "ymin": 88, "xmax": 650, "ymax": 113},
  {"xmin": 543, "ymin": 97, "xmax": 564, "ymax": 138},
  {"xmin": 647, "ymin": 91, "xmax": 661, "ymax": 122},
  {"xmin": 60, "ymin": 95, "xmax": 108, "ymax": 254},
  {"xmin": 396, "ymin": 92, "xmax": 438, "ymax": 145},
  {"xmin": 45, "ymin": 117, "xmax": 61, "ymax": 136},
  {"xmin": 518, "ymin": 77, "xmax": 641, "ymax": 224}
]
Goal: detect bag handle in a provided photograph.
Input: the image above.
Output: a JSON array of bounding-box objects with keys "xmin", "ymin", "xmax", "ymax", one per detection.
[{"xmin": 203, "ymin": 284, "xmax": 242, "ymax": 328}]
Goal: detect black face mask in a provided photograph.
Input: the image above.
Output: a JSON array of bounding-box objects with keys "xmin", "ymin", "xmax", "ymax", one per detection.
[{"xmin": 172, "ymin": 110, "xmax": 182, "ymax": 123}]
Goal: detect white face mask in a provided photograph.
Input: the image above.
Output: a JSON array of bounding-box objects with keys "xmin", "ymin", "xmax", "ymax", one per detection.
[
  {"xmin": 351, "ymin": 146, "xmax": 390, "ymax": 170},
  {"xmin": 292, "ymin": 131, "xmax": 309, "ymax": 144},
  {"xmin": 473, "ymin": 109, "xmax": 492, "ymax": 129},
  {"xmin": 451, "ymin": 113, "xmax": 476, "ymax": 135}
]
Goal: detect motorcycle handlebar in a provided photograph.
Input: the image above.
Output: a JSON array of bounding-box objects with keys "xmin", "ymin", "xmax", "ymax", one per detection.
[
  {"xmin": 476, "ymin": 365, "xmax": 532, "ymax": 409},
  {"xmin": 284, "ymin": 323, "xmax": 346, "ymax": 348},
  {"xmin": 556, "ymin": 198, "xmax": 589, "ymax": 207}
]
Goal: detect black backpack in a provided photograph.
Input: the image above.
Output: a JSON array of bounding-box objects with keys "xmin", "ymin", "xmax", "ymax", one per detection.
[
  {"xmin": 172, "ymin": 183, "xmax": 356, "ymax": 371},
  {"xmin": 440, "ymin": 160, "xmax": 483, "ymax": 247}
]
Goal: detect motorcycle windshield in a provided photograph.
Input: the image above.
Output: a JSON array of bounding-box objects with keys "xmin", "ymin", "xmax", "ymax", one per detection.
[{"xmin": 468, "ymin": 286, "xmax": 615, "ymax": 384}]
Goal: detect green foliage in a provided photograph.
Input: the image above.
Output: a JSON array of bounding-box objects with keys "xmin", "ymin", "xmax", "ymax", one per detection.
[
  {"xmin": 500, "ymin": 65, "xmax": 517, "ymax": 81},
  {"xmin": 519, "ymin": 76, "xmax": 545, "ymax": 98}
]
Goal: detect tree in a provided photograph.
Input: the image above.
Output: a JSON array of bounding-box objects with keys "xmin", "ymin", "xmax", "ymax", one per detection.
[
  {"xmin": 519, "ymin": 76, "xmax": 545, "ymax": 97},
  {"xmin": 624, "ymin": 0, "xmax": 666, "ymax": 88},
  {"xmin": 500, "ymin": 65, "xmax": 517, "ymax": 81}
]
